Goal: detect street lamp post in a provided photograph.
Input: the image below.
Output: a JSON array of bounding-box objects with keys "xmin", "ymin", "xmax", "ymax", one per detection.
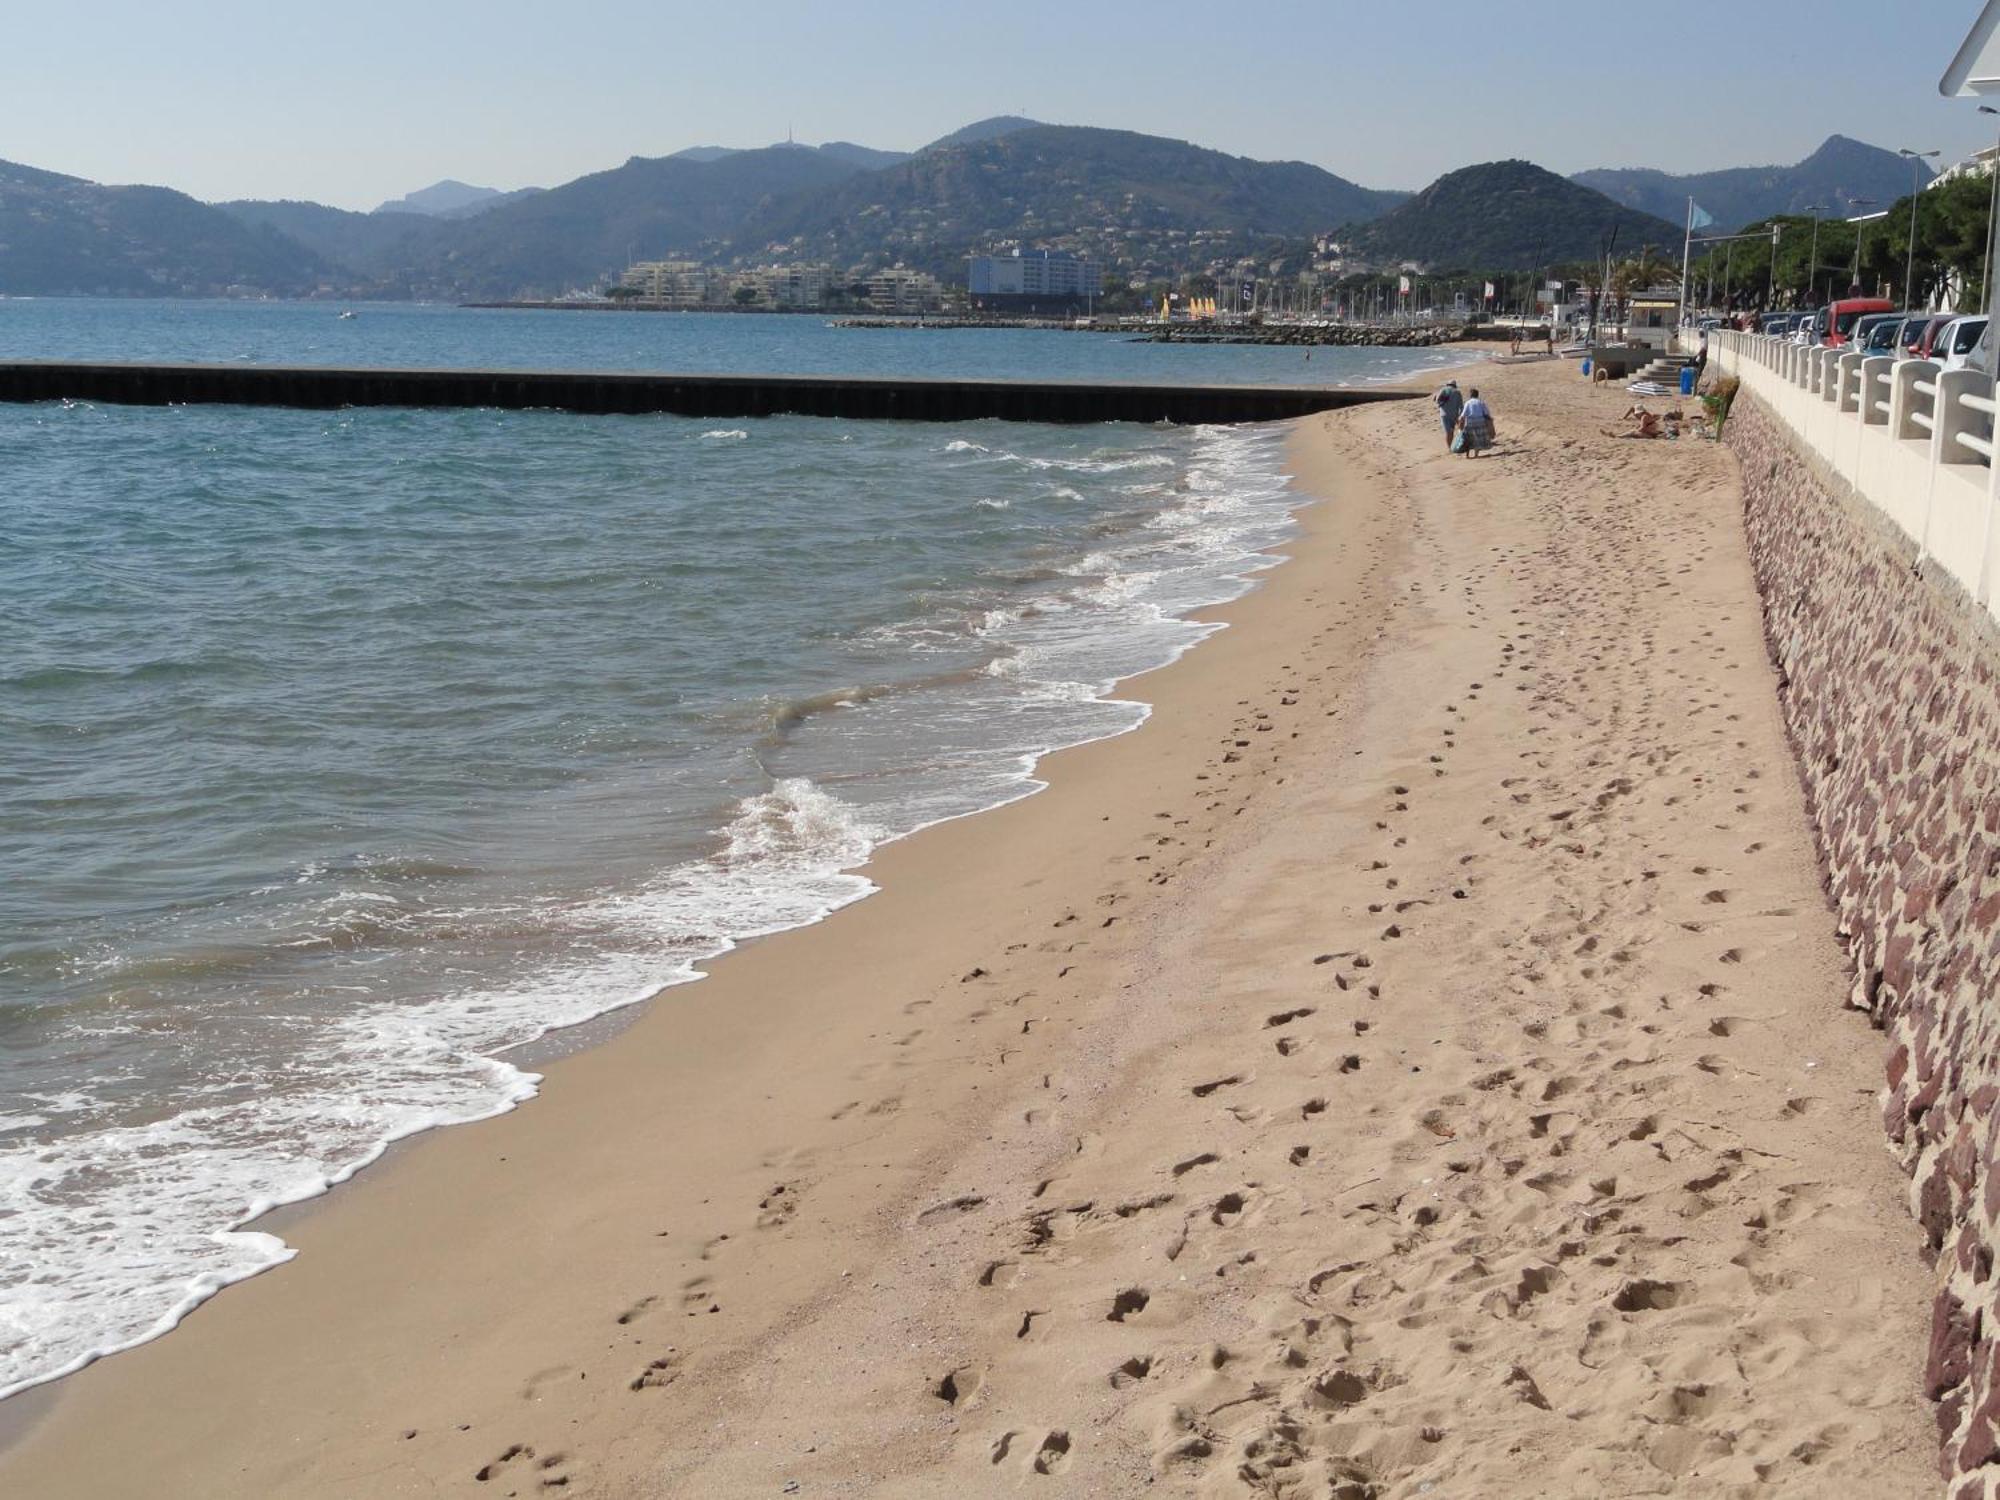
[
  {"xmin": 1899, "ymin": 148, "xmax": 1941, "ymax": 308},
  {"xmin": 1850, "ymin": 198, "xmax": 1877, "ymax": 294},
  {"xmin": 1802, "ymin": 204, "xmax": 1826, "ymax": 306}
]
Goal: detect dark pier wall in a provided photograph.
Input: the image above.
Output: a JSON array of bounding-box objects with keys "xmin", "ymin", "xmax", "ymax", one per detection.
[{"xmin": 0, "ymin": 362, "xmax": 1418, "ymax": 426}]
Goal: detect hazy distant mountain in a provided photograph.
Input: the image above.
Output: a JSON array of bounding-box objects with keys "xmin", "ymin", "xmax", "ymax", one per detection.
[
  {"xmin": 668, "ymin": 140, "xmax": 910, "ymax": 170},
  {"xmin": 376, "ymin": 179, "xmax": 501, "ymax": 216},
  {"xmin": 920, "ymin": 116, "xmax": 1042, "ymax": 151},
  {"xmin": 0, "ymin": 159, "xmax": 325, "ymax": 296},
  {"xmin": 731, "ymin": 124, "xmax": 1404, "ymax": 279},
  {"xmin": 217, "ymin": 199, "xmax": 446, "ymax": 290},
  {"xmin": 1337, "ymin": 160, "xmax": 1681, "ymax": 270},
  {"xmin": 1571, "ymin": 135, "xmax": 1927, "ymax": 229},
  {"xmin": 815, "ymin": 141, "xmax": 911, "ymax": 171},
  {"xmin": 401, "ymin": 144, "xmax": 875, "ymax": 297}
]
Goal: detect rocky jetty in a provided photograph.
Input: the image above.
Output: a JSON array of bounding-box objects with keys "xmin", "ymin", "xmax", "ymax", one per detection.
[{"xmin": 1139, "ymin": 323, "xmax": 1462, "ymax": 347}]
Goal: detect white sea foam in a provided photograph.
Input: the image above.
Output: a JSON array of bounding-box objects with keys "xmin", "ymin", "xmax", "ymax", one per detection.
[
  {"xmin": 0, "ymin": 775, "xmax": 891, "ymax": 1402},
  {"xmin": 700, "ymin": 429, "xmax": 749, "ymax": 441}
]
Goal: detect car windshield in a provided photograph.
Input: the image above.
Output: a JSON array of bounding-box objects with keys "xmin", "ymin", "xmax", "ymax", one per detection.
[
  {"xmin": 1958, "ymin": 320, "xmax": 1988, "ymax": 355},
  {"xmin": 1836, "ymin": 309, "xmax": 1867, "ymax": 334}
]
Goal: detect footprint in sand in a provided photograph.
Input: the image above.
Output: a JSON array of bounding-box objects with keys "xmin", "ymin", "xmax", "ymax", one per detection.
[
  {"xmin": 1030, "ymin": 1430, "xmax": 1072, "ymax": 1475},
  {"xmin": 1109, "ymin": 1354, "xmax": 1154, "ymax": 1389}
]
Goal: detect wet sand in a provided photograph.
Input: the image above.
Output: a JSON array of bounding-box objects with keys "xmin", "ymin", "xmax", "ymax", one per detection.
[{"xmin": 0, "ymin": 358, "xmax": 1935, "ymax": 1497}]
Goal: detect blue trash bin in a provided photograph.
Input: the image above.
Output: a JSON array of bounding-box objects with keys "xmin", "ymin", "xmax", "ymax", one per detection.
[{"xmin": 1679, "ymin": 365, "xmax": 1696, "ymax": 396}]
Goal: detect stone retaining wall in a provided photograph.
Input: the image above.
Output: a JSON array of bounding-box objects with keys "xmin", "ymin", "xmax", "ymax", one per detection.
[{"xmin": 1726, "ymin": 394, "xmax": 2000, "ymax": 1496}]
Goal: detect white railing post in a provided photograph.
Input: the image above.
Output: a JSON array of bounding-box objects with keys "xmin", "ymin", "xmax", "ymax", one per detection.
[
  {"xmin": 1818, "ymin": 348, "xmax": 1839, "ymax": 401},
  {"xmin": 1925, "ymin": 369, "xmax": 1996, "ymax": 571},
  {"xmin": 1837, "ymin": 352, "xmax": 1865, "ymax": 414},
  {"xmin": 1861, "ymin": 356, "xmax": 1895, "ymax": 426},
  {"xmin": 1981, "ymin": 446, "xmax": 2000, "ymax": 615},
  {"xmin": 1892, "ymin": 361, "xmax": 1937, "ymax": 441},
  {"xmin": 1934, "ymin": 369, "xmax": 1992, "ymax": 467}
]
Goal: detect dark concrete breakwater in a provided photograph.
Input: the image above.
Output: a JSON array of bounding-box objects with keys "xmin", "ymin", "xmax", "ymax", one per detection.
[{"xmin": 0, "ymin": 361, "xmax": 1421, "ymax": 426}]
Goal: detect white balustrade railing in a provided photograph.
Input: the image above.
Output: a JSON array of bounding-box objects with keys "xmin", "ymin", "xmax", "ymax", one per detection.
[{"xmin": 1710, "ymin": 328, "xmax": 2000, "ymax": 615}]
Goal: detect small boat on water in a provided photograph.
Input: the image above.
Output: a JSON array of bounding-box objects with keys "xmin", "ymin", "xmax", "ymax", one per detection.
[{"xmin": 337, "ymin": 310, "xmax": 357, "ymax": 320}]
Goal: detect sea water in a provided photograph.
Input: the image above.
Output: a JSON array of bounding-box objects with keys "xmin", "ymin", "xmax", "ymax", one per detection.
[{"xmin": 0, "ymin": 302, "xmax": 1459, "ymax": 1398}]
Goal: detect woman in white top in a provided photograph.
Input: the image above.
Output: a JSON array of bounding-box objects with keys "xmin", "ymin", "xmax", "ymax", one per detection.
[{"xmin": 1457, "ymin": 389, "xmax": 1496, "ymax": 457}]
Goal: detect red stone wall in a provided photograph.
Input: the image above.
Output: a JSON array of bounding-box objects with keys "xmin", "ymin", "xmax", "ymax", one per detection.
[{"xmin": 1727, "ymin": 395, "xmax": 2000, "ymax": 1495}]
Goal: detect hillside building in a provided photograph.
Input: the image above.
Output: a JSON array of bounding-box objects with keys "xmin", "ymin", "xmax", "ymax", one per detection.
[{"xmin": 1932, "ymin": 144, "xmax": 2000, "ymax": 188}]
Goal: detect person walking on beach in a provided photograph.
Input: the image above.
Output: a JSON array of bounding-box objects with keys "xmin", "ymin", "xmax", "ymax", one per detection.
[
  {"xmin": 1457, "ymin": 388, "xmax": 1496, "ymax": 458},
  {"xmin": 1434, "ymin": 379, "xmax": 1464, "ymax": 449}
]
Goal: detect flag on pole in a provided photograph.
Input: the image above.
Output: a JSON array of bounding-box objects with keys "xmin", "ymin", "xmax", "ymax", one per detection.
[
  {"xmin": 1689, "ymin": 201, "xmax": 1715, "ymax": 229},
  {"xmin": 1398, "ymin": 275, "xmax": 1411, "ymax": 296},
  {"xmin": 1483, "ymin": 281, "xmax": 1495, "ymax": 300}
]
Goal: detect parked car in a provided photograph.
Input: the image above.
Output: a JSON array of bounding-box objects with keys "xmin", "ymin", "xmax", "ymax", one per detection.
[
  {"xmin": 1936, "ymin": 315, "xmax": 1991, "ymax": 373},
  {"xmin": 1854, "ymin": 313, "xmax": 1916, "ymax": 358},
  {"xmin": 1897, "ymin": 315, "xmax": 1932, "ymax": 355},
  {"xmin": 1917, "ymin": 313, "xmax": 1957, "ymax": 359},
  {"xmin": 1823, "ymin": 297, "xmax": 1895, "ymax": 346}
]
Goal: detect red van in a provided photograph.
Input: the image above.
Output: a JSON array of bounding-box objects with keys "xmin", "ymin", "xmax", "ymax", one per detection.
[{"xmin": 1823, "ymin": 297, "xmax": 1894, "ymax": 347}]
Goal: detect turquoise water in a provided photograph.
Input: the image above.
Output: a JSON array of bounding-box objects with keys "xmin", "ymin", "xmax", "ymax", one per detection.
[{"xmin": 0, "ymin": 302, "xmax": 1453, "ymax": 1400}]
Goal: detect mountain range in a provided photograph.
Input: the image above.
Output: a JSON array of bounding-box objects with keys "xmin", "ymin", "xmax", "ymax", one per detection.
[
  {"xmin": 0, "ymin": 124, "xmax": 1928, "ymax": 300},
  {"xmin": 728, "ymin": 125, "xmax": 1404, "ymax": 282},
  {"xmin": 1570, "ymin": 135, "xmax": 1932, "ymax": 230}
]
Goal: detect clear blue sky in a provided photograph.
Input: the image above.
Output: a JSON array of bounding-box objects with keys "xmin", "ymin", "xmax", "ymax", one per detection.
[{"xmin": 4, "ymin": 0, "xmax": 1993, "ymax": 210}]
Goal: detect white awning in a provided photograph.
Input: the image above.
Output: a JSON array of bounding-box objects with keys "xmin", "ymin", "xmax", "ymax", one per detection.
[{"xmin": 1942, "ymin": 0, "xmax": 2000, "ymax": 96}]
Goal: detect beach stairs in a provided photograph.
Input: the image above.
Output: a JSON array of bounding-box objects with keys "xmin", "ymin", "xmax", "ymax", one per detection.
[{"xmin": 1633, "ymin": 355, "xmax": 1695, "ymax": 385}]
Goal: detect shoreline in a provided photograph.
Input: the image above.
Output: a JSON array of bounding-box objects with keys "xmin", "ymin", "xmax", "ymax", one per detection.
[
  {"xmin": 0, "ymin": 362, "xmax": 1474, "ymax": 1484},
  {"xmin": 8, "ymin": 352, "xmax": 1933, "ymax": 1497}
]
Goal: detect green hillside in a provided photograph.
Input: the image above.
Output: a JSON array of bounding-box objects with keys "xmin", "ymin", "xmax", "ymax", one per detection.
[
  {"xmin": 729, "ymin": 125, "xmax": 1406, "ymax": 280},
  {"xmin": 0, "ymin": 161, "xmax": 325, "ymax": 296},
  {"xmin": 1336, "ymin": 160, "xmax": 1682, "ymax": 271},
  {"xmin": 408, "ymin": 145, "xmax": 874, "ymax": 297}
]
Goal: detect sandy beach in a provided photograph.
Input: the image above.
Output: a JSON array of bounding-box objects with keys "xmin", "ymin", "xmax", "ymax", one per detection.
[{"xmin": 0, "ymin": 357, "xmax": 1937, "ymax": 1497}]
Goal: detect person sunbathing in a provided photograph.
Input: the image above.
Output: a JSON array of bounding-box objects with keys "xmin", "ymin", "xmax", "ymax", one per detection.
[{"xmin": 1605, "ymin": 407, "xmax": 1664, "ymax": 439}]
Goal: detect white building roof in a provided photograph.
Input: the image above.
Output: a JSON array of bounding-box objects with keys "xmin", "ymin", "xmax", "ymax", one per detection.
[{"xmin": 1942, "ymin": 0, "xmax": 2000, "ymax": 96}]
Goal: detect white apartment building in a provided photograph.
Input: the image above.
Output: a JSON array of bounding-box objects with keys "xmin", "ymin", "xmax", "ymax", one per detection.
[
  {"xmin": 756, "ymin": 263, "xmax": 831, "ymax": 308},
  {"xmin": 619, "ymin": 260, "xmax": 709, "ymax": 306},
  {"xmin": 863, "ymin": 267, "xmax": 945, "ymax": 313}
]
